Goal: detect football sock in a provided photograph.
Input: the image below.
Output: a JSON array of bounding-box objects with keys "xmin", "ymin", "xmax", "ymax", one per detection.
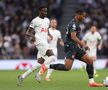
[
  {"xmin": 46, "ymin": 69, "xmax": 53, "ymax": 78},
  {"xmin": 86, "ymin": 64, "xmax": 94, "ymax": 83},
  {"xmin": 37, "ymin": 56, "xmax": 56, "ymax": 75},
  {"xmin": 22, "ymin": 63, "xmax": 41, "ymax": 79},
  {"xmin": 50, "ymin": 64, "xmax": 69, "ymax": 71},
  {"xmin": 89, "ymin": 78, "xmax": 95, "ymax": 83}
]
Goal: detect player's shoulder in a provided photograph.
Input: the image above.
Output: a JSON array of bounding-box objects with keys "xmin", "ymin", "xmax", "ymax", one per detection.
[
  {"xmin": 85, "ymin": 31, "xmax": 90, "ymax": 35},
  {"xmin": 31, "ymin": 16, "xmax": 39, "ymax": 22},
  {"xmin": 95, "ymin": 31, "xmax": 101, "ymax": 37},
  {"xmin": 95, "ymin": 31, "xmax": 100, "ymax": 35},
  {"xmin": 44, "ymin": 17, "xmax": 50, "ymax": 22},
  {"xmin": 56, "ymin": 29, "xmax": 61, "ymax": 33}
]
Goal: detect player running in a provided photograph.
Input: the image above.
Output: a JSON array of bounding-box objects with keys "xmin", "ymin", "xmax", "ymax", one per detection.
[
  {"xmin": 17, "ymin": 5, "xmax": 57, "ymax": 86},
  {"xmin": 37, "ymin": 18, "xmax": 64, "ymax": 81},
  {"xmin": 83, "ymin": 25, "xmax": 102, "ymax": 77},
  {"xmin": 39, "ymin": 10, "xmax": 103, "ymax": 87}
]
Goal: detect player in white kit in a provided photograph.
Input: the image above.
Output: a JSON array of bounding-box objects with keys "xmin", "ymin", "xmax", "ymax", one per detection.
[
  {"xmin": 83, "ymin": 25, "xmax": 102, "ymax": 77},
  {"xmin": 44, "ymin": 18, "xmax": 64, "ymax": 81},
  {"xmin": 17, "ymin": 5, "xmax": 57, "ymax": 86}
]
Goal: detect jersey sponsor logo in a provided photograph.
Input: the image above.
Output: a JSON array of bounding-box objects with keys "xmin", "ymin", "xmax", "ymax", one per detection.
[{"xmin": 41, "ymin": 28, "xmax": 48, "ymax": 32}]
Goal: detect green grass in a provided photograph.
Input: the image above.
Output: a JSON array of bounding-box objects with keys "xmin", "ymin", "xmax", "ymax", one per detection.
[{"xmin": 0, "ymin": 69, "xmax": 108, "ymax": 90}]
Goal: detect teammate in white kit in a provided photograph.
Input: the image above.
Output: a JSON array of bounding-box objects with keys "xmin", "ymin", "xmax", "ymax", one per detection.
[
  {"xmin": 83, "ymin": 25, "xmax": 102, "ymax": 77},
  {"xmin": 45, "ymin": 18, "xmax": 64, "ymax": 81},
  {"xmin": 17, "ymin": 5, "xmax": 57, "ymax": 86}
]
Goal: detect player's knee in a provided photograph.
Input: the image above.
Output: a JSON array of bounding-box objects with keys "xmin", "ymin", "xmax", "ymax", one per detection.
[
  {"xmin": 82, "ymin": 54, "xmax": 93, "ymax": 65},
  {"xmin": 86, "ymin": 56, "xmax": 93, "ymax": 65},
  {"xmin": 65, "ymin": 65, "xmax": 71, "ymax": 71},
  {"xmin": 37, "ymin": 57, "xmax": 45, "ymax": 64},
  {"xmin": 46, "ymin": 49, "xmax": 54, "ymax": 56}
]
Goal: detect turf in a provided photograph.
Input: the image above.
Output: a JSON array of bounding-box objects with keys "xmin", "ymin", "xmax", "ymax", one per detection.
[{"xmin": 0, "ymin": 69, "xmax": 108, "ymax": 90}]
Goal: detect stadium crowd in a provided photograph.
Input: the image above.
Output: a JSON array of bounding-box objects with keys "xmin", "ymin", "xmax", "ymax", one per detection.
[
  {"xmin": 0, "ymin": 0, "xmax": 63, "ymax": 59},
  {"xmin": 0, "ymin": 0, "xmax": 108, "ymax": 59},
  {"xmin": 79, "ymin": 0, "xmax": 108, "ymax": 58}
]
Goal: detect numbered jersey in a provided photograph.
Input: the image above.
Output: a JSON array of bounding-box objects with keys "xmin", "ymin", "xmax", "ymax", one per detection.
[{"xmin": 29, "ymin": 16, "xmax": 50, "ymax": 45}]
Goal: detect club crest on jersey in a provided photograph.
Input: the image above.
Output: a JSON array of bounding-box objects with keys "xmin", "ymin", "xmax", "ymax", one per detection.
[{"xmin": 41, "ymin": 28, "xmax": 48, "ymax": 32}]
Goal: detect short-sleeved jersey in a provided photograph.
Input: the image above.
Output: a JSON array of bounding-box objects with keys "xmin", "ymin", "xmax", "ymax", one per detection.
[
  {"xmin": 83, "ymin": 31, "xmax": 102, "ymax": 51},
  {"xmin": 65, "ymin": 19, "xmax": 81, "ymax": 45},
  {"xmin": 48, "ymin": 28, "xmax": 62, "ymax": 48},
  {"xmin": 29, "ymin": 16, "xmax": 50, "ymax": 45}
]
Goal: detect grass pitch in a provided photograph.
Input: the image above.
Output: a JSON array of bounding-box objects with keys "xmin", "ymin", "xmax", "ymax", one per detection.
[{"xmin": 0, "ymin": 69, "xmax": 108, "ymax": 90}]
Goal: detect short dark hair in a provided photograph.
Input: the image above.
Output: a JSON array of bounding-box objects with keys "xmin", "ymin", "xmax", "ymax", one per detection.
[
  {"xmin": 75, "ymin": 9, "xmax": 85, "ymax": 15},
  {"xmin": 39, "ymin": 5, "xmax": 47, "ymax": 10},
  {"xmin": 50, "ymin": 17, "xmax": 58, "ymax": 21}
]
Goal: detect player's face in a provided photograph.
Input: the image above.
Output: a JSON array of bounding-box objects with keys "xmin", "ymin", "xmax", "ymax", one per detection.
[
  {"xmin": 90, "ymin": 26, "xmax": 97, "ymax": 33},
  {"xmin": 40, "ymin": 8, "xmax": 48, "ymax": 17},
  {"xmin": 77, "ymin": 12, "xmax": 86, "ymax": 21},
  {"xmin": 50, "ymin": 19, "xmax": 57, "ymax": 28}
]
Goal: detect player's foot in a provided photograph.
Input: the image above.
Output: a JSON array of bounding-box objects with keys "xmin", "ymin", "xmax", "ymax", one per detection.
[
  {"xmin": 17, "ymin": 75, "xmax": 23, "ymax": 86},
  {"xmin": 94, "ymin": 73, "xmax": 99, "ymax": 78},
  {"xmin": 40, "ymin": 64, "xmax": 47, "ymax": 76},
  {"xmin": 35, "ymin": 73, "xmax": 42, "ymax": 83},
  {"xmin": 45, "ymin": 78, "xmax": 51, "ymax": 81},
  {"xmin": 89, "ymin": 82, "xmax": 104, "ymax": 87}
]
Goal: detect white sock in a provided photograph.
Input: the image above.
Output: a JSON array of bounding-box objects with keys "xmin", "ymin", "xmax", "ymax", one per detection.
[
  {"xmin": 22, "ymin": 63, "xmax": 41, "ymax": 79},
  {"xmin": 46, "ymin": 69, "xmax": 53, "ymax": 78},
  {"xmin": 37, "ymin": 56, "xmax": 56, "ymax": 75},
  {"xmin": 89, "ymin": 78, "xmax": 95, "ymax": 84}
]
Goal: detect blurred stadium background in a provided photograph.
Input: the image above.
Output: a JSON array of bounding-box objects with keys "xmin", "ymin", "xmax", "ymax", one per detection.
[
  {"xmin": 0, "ymin": 0, "xmax": 108, "ymax": 59},
  {"xmin": 0, "ymin": 0, "xmax": 108, "ymax": 90}
]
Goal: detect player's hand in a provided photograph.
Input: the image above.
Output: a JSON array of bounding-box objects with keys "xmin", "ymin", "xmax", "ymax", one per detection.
[
  {"xmin": 98, "ymin": 44, "xmax": 102, "ymax": 50},
  {"xmin": 30, "ymin": 36, "xmax": 35, "ymax": 44},
  {"xmin": 48, "ymin": 34, "xmax": 53, "ymax": 40},
  {"xmin": 83, "ymin": 45, "xmax": 90, "ymax": 51}
]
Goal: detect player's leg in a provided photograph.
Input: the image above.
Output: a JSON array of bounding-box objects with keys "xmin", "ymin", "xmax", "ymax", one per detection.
[
  {"xmin": 45, "ymin": 49, "xmax": 74, "ymax": 71},
  {"xmin": 75, "ymin": 46, "xmax": 103, "ymax": 87},
  {"xmin": 45, "ymin": 49, "xmax": 57, "ymax": 81},
  {"xmin": 45, "ymin": 69, "xmax": 53, "ymax": 81},
  {"xmin": 81, "ymin": 54, "xmax": 103, "ymax": 87},
  {"xmin": 17, "ymin": 45, "xmax": 45, "ymax": 86},
  {"xmin": 35, "ymin": 49, "xmax": 57, "ymax": 82},
  {"xmin": 17, "ymin": 57, "xmax": 42, "ymax": 86},
  {"xmin": 91, "ymin": 56, "xmax": 98, "ymax": 77}
]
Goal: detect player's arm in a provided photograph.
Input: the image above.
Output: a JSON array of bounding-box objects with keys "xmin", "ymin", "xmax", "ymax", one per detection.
[
  {"xmin": 25, "ymin": 27, "xmax": 35, "ymax": 43},
  {"xmin": 48, "ymin": 29, "xmax": 53, "ymax": 40},
  {"xmin": 58, "ymin": 38, "xmax": 64, "ymax": 46},
  {"xmin": 97, "ymin": 33, "xmax": 103, "ymax": 50},
  {"xmin": 97, "ymin": 39, "xmax": 103, "ymax": 50},
  {"xmin": 71, "ymin": 31, "xmax": 89, "ymax": 50}
]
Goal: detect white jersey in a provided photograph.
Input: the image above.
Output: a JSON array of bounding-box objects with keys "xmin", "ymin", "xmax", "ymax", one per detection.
[
  {"xmin": 29, "ymin": 16, "xmax": 50, "ymax": 45},
  {"xmin": 83, "ymin": 31, "xmax": 102, "ymax": 56},
  {"xmin": 48, "ymin": 28, "xmax": 62, "ymax": 57},
  {"xmin": 29, "ymin": 16, "xmax": 50, "ymax": 58}
]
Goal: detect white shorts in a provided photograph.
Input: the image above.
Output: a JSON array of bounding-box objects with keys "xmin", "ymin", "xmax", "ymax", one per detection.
[
  {"xmin": 36, "ymin": 43, "xmax": 51, "ymax": 59},
  {"xmin": 51, "ymin": 48, "xmax": 57, "ymax": 58}
]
